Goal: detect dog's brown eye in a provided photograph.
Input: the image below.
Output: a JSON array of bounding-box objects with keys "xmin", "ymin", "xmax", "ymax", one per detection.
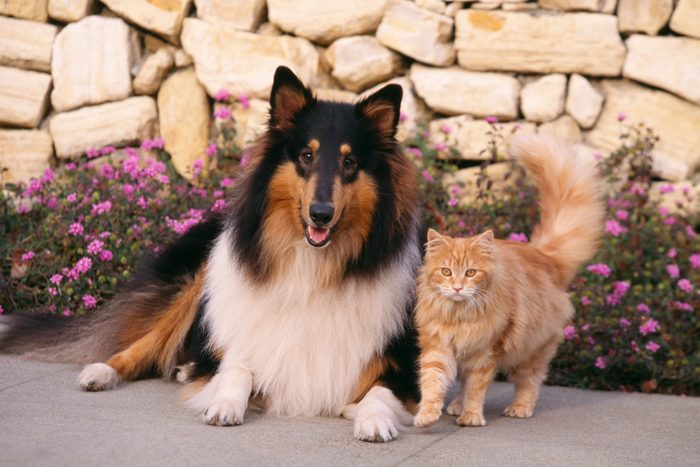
[
  {"xmin": 466, "ymin": 269, "xmax": 476, "ymax": 277},
  {"xmin": 300, "ymin": 149, "xmax": 313, "ymax": 164},
  {"xmin": 344, "ymin": 156, "xmax": 356, "ymax": 170},
  {"xmin": 441, "ymin": 268, "xmax": 452, "ymax": 277}
]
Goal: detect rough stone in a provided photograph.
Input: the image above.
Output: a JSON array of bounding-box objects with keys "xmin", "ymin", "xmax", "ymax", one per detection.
[
  {"xmin": 158, "ymin": 68, "xmax": 210, "ymax": 179},
  {"xmin": 315, "ymin": 88, "xmax": 357, "ymax": 102},
  {"xmin": 133, "ymin": 48, "xmax": 175, "ymax": 95},
  {"xmin": 411, "ymin": 64, "xmax": 520, "ymax": 120},
  {"xmin": 538, "ymin": 0, "xmax": 605, "ymax": 11},
  {"xmin": 194, "ymin": 0, "xmax": 265, "ymax": 32},
  {"xmin": 623, "ymin": 35, "xmax": 700, "ymax": 105},
  {"xmin": 416, "ymin": 0, "xmax": 446, "ymax": 14},
  {"xmin": 670, "ymin": 0, "xmax": 700, "ymax": 39},
  {"xmin": 0, "ymin": 66, "xmax": 52, "ymax": 128},
  {"xmin": 429, "ymin": 115, "xmax": 536, "ymax": 160},
  {"xmin": 377, "ymin": 1, "xmax": 455, "ymax": 67},
  {"xmin": 0, "ymin": 16, "xmax": 57, "ymax": 73},
  {"xmin": 0, "ymin": 130, "xmax": 52, "ymax": 185},
  {"xmin": 538, "ymin": 115, "xmax": 582, "ymax": 143},
  {"xmin": 444, "ymin": 163, "xmax": 513, "ymax": 201},
  {"xmin": 101, "ymin": 0, "xmax": 192, "ymax": 43},
  {"xmin": 326, "ymin": 36, "xmax": 403, "ymax": 92},
  {"xmin": 267, "ymin": 0, "xmax": 387, "ymax": 45},
  {"xmin": 0, "ymin": 0, "xmax": 48, "ymax": 22},
  {"xmin": 520, "ymin": 74, "xmax": 567, "ymax": 123},
  {"xmin": 618, "ymin": 0, "xmax": 673, "ymax": 35},
  {"xmin": 51, "ymin": 16, "xmax": 135, "ymax": 112},
  {"xmin": 649, "ymin": 181, "xmax": 700, "ymax": 215},
  {"xmin": 181, "ymin": 18, "xmax": 318, "ymax": 99},
  {"xmin": 565, "ymin": 74, "xmax": 604, "ymax": 129},
  {"xmin": 502, "ymin": 2, "xmax": 538, "ymax": 11},
  {"xmin": 455, "ymin": 11, "xmax": 626, "ymax": 76},
  {"xmin": 48, "ymin": 0, "xmax": 94, "ymax": 23},
  {"xmin": 362, "ymin": 76, "xmax": 423, "ymax": 141},
  {"xmin": 49, "ymin": 96, "xmax": 157, "ymax": 158},
  {"xmin": 586, "ymin": 80, "xmax": 700, "ymax": 182},
  {"xmin": 229, "ymin": 98, "xmax": 269, "ymax": 148}
]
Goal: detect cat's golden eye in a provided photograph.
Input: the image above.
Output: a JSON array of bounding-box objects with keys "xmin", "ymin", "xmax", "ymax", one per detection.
[
  {"xmin": 466, "ymin": 269, "xmax": 477, "ymax": 277},
  {"xmin": 441, "ymin": 268, "xmax": 452, "ymax": 277}
]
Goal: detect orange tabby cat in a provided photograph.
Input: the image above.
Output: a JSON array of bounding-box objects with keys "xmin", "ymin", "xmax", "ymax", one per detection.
[{"xmin": 414, "ymin": 134, "xmax": 605, "ymax": 428}]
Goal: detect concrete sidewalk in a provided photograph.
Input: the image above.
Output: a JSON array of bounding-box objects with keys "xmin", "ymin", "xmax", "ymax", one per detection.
[{"xmin": 1, "ymin": 356, "xmax": 697, "ymax": 466}]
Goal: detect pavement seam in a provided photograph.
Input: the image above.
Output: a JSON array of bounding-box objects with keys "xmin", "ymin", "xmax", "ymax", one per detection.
[
  {"xmin": 392, "ymin": 428, "xmax": 461, "ymax": 466},
  {"xmin": 0, "ymin": 366, "xmax": 74, "ymax": 393}
]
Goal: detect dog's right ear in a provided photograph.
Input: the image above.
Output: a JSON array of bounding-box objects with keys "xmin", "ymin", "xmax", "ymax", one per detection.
[{"xmin": 269, "ymin": 66, "xmax": 314, "ymax": 129}]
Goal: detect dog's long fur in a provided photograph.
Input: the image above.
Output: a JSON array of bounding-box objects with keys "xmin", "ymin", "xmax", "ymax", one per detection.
[{"xmin": 0, "ymin": 67, "xmax": 422, "ymax": 442}]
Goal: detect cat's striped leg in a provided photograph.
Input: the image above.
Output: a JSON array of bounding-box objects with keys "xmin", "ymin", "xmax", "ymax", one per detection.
[
  {"xmin": 414, "ymin": 338, "xmax": 456, "ymax": 428},
  {"xmin": 457, "ymin": 361, "xmax": 497, "ymax": 427}
]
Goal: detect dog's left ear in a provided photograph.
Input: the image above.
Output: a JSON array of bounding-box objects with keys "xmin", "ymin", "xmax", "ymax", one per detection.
[
  {"xmin": 355, "ymin": 84, "xmax": 403, "ymax": 137},
  {"xmin": 270, "ymin": 66, "xmax": 314, "ymax": 129}
]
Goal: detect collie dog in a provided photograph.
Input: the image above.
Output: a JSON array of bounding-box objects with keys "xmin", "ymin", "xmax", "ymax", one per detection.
[{"xmin": 1, "ymin": 67, "xmax": 422, "ymax": 442}]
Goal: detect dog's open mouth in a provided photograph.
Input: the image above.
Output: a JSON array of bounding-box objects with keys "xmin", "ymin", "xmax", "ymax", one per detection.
[{"xmin": 305, "ymin": 226, "xmax": 331, "ymax": 248}]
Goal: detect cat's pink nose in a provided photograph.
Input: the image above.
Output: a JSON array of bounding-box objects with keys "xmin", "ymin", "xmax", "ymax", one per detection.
[{"xmin": 453, "ymin": 286, "xmax": 463, "ymax": 293}]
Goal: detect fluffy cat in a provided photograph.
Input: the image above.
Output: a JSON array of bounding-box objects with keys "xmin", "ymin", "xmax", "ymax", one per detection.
[{"xmin": 414, "ymin": 134, "xmax": 605, "ymax": 428}]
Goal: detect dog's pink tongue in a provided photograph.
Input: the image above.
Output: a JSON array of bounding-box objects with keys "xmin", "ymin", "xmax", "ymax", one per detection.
[{"xmin": 308, "ymin": 226, "xmax": 330, "ymax": 244}]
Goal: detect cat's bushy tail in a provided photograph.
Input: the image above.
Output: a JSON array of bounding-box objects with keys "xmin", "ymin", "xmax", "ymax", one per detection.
[{"xmin": 509, "ymin": 134, "xmax": 605, "ymax": 285}]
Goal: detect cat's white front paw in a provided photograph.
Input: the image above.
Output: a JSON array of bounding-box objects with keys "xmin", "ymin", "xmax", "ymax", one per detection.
[
  {"xmin": 78, "ymin": 363, "xmax": 119, "ymax": 391},
  {"xmin": 446, "ymin": 397, "xmax": 463, "ymax": 416},
  {"xmin": 202, "ymin": 398, "xmax": 246, "ymax": 426}
]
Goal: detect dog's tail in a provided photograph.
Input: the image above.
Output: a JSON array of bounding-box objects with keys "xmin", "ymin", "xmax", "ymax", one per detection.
[{"xmin": 509, "ymin": 134, "xmax": 605, "ymax": 285}]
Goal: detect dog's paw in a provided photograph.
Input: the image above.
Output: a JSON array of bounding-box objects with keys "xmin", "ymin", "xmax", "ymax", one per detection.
[
  {"xmin": 414, "ymin": 405, "xmax": 441, "ymax": 428},
  {"xmin": 503, "ymin": 403, "xmax": 534, "ymax": 419},
  {"xmin": 354, "ymin": 410, "xmax": 400, "ymax": 443},
  {"xmin": 78, "ymin": 363, "xmax": 119, "ymax": 391},
  {"xmin": 202, "ymin": 398, "xmax": 246, "ymax": 427},
  {"xmin": 172, "ymin": 362, "xmax": 195, "ymax": 384},
  {"xmin": 445, "ymin": 397, "xmax": 463, "ymax": 416},
  {"xmin": 456, "ymin": 410, "xmax": 486, "ymax": 427}
]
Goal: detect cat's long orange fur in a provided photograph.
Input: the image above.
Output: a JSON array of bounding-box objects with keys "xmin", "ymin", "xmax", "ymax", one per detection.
[{"xmin": 414, "ymin": 134, "xmax": 605, "ymax": 428}]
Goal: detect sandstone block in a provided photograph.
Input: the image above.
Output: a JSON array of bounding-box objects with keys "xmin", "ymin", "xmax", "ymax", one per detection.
[
  {"xmin": 0, "ymin": 16, "xmax": 57, "ymax": 72},
  {"xmin": 670, "ymin": 0, "xmax": 700, "ymax": 39},
  {"xmin": 455, "ymin": 11, "xmax": 626, "ymax": 76},
  {"xmin": 229, "ymin": 98, "xmax": 269, "ymax": 148},
  {"xmin": 48, "ymin": 0, "xmax": 94, "ymax": 22},
  {"xmin": 618, "ymin": 0, "xmax": 673, "ymax": 35},
  {"xmin": 194, "ymin": 0, "xmax": 265, "ymax": 31},
  {"xmin": 51, "ymin": 16, "xmax": 135, "ymax": 112},
  {"xmin": 565, "ymin": 74, "xmax": 604, "ymax": 129},
  {"xmin": 101, "ymin": 0, "xmax": 192, "ymax": 43},
  {"xmin": 181, "ymin": 18, "xmax": 318, "ymax": 99},
  {"xmin": 326, "ymin": 36, "xmax": 403, "ymax": 92},
  {"xmin": 0, "ymin": 66, "xmax": 52, "ymax": 128},
  {"xmin": 50, "ymin": 96, "xmax": 157, "ymax": 158},
  {"xmin": 411, "ymin": 64, "xmax": 520, "ymax": 120},
  {"xmin": 623, "ymin": 35, "xmax": 700, "ymax": 105},
  {"xmin": 0, "ymin": 0, "xmax": 48, "ymax": 22},
  {"xmin": 586, "ymin": 80, "xmax": 700, "ymax": 182},
  {"xmin": 0, "ymin": 130, "xmax": 53, "ymax": 185},
  {"xmin": 538, "ymin": 0, "xmax": 604, "ymax": 11},
  {"xmin": 158, "ymin": 68, "xmax": 210, "ymax": 179},
  {"xmin": 538, "ymin": 115, "xmax": 582, "ymax": 143},
  {"xmin": 133, "ymin": 48, "xmax": 175, "ymax": 95},
  {"xmin": 267, "ymin": 0, "xmax": 387, "ymax": 45},
  {"xmin": 377, "ymin": 0, "xmax": 455, "ymax": 67},
  {"xmin": 520, "ymin": 74, "xmax": 566, "ymax": 123}
]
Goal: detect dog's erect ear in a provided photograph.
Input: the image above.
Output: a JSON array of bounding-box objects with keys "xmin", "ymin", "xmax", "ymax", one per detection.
[
  {"xmin": 355, "ymin": 84, "xmax": 403, "ymax": 137},
  {"xmin": 270, "ymin": 66, "xmax": 313, "ymax": 128}
]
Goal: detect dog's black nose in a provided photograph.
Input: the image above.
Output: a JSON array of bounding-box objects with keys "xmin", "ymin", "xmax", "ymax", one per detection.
[{"xmin": 310, "ymin": 202, "xmax": 334, "ymax": 225}]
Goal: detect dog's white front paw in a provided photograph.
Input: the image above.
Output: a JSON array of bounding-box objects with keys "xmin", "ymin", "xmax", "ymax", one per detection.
[
  {"xmin": 352, "ymin": 386, "xmax": 411, "ymax": 443},
  {"xmin": 354, "ymin": 409, "xmax": 399, "ymax": 442},
  {"xmin": 78, "ymin": 363, "xmax": 119, "ymax": 391},
  {"xmin": 202, "ymin": 398, "xmax": 246, "ymax": 426}
]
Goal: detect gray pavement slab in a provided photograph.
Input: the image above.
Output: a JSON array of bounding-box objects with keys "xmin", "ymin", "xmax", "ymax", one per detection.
[{"xmin": 0, "ymin": 355, "xmax": 697, "ymax": 466}]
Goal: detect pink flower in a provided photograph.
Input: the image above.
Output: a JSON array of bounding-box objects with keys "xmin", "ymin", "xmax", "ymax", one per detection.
[
  {"xmin": 630, "ymin": 340, "xmax": 639, "ymax": 353},
  {"xmin": 192, "ymin": 159, "xmax": 204, "ymax": 176},
  {"xmin": 663, "ymin": 216, "xmax": 676, "ymax": 226},
  {"xmin": 214, "ymin": 106, "xmax": 231, "ymax": 120},
  {"xmin": 205, "ymin": 143, "xmax": 218, "ymax": 157},
  {"xmin": 48, "ymin": 287, "xmax": 58, "ymax": 296},
  {"xmin": 587, "ymin": 263, "xmax": 611, "ymax": 277},
  {"xmin": 220, "ymin": 178, "xmax": 235, "ymax": 188},
  {"xmin": 619, "ymin": 318, "xmax": 630, "ymax": 328},
  {"xmin": 580, "ymin": 296, "xmax": 591, "ymax": 306},
  {"xmin": 508, "ymin": 233, "xmax": 528, "ymax": 243},
  {"xmin": 407, "ymin": 147, "xmax": 423, "ymax": 158},
  {"xmin": 447, "ymin": 197, "xmax": 458, "ymax": 207},
  {"xmin": 592, "ymin": 152, "xmax": 603, "ymax": 161},
  {"xmin": 65, "ymin": 162, "xmax": 77, "ymax": 171},
  {"xmin": 440, "ymin": 124, "xmax": 452, "ymax": 134},
  {"xmin": 595, "ymin": 357, "xmax": 606, "ymax": 369},
  {"xmin": 563, "ymin": 325, "xmax": 576, "ymax": 340},
  {"xmin": 457, "ymin": 220, "xmax": 466, "ymax": 229},
  {"xmin": 677, "ymin": 279, "xmax": 693, "ymax": 293},
  {"xmin": 99, "ymin": 250, "xmax": 113, "ymax": 262},
  {"xmin": 238, "ymin": 95, "xmax": 250, "ymax": 109},
  {"xmin": 67, "ymin": 193, "xmax": 77, "ymax": 203},
  {"xmin": 399, "ymin": 111, "xmax": 408, "ymax": 122},
  {"xmin": 605, "ymin": 220, "xmax": 627, "ymax": 237},
  {"xmin": 82, "ymin": 294, "xmax": 97, "ymax": 309},
  {"xmin": 140, "ymin": 137, "xmax": 165, "ymax": 151},
  {"xmin": 636, "ymin": 303, "xmax": 650, "ymax": 314},
  {"xmin": 614, "ymin": 281, "xmax": 630, "ymax": 295},
  {"xmin": 211, "ymin": 199, "xmax": 227, "ymax": 213},
  {"xmin": 87, "ymin": 239, "xmax": 104, "ymax": 255},
  {"xmin": 666, "ymin": 264, "xmax": 680, "ymax": 278},
  {"xmin": 100, "ymin": 145, "xmax": 116, "ymax": 156},
  {"xmin": 645, "ymin": 341, "xmax": 660, "ymax": 353},
  {"xmin": 240, "ymin": 152, "xmax": 250, "ymax": 166},
  {"xmin": 630, "ymin": 184, "xmax": 646, "ymax": 197},
  {"xmin": 0, "ymin": 305, "xmax": 4, "ymax": 314},
  {"xmin": 91, "ymin": 201, "xmax": 112, "ymax": 215},
  {"xmin": 21, "ymin": 251, "xmax": 35, "ymax": 261},
  {"xmin": 63, "ymin": 309, "xmax": 71, "ymax": 317},
  {"xmin": 137, "ymin": 196, "xmax": 148, "ymax": 209},
  {"xmin": 615, "ymin": 210, "xmax": 629, "ymax": 221},
  {"xmin": 41, "ymin": 168, "xmax": 55, "ymax": 183},
  {"xmin": 86, "ymin": 147, "xmax": 100, "ymax": 158},
  {"xmin": 485, "ymin": 116, "xmax": 498, "ymax": 124},
  {"xmin": 99, "ymin": 163, "xmax": 114, "ymax": 179},
  {"xmin": 215, "ymin": 89, "xmax": 231, "ymax": 102},
  {"xmin": 639, "ymin": 319, "xmax": 659, "ymax": 336},
  {"xmin": 687, "ymin": 226, "xmax": 698, "ymax": 239},
  {"xmin": 50, "ymin": 274, "xmax": 63, "ymax": 285},
  {"xmin": 689, "ymin": 253, "xmax": 700, "ymax": 269},
  {"xmin": 658, "ymin": 184, "xmax": 674, "ymax": 194},
  {"xmin": 421, "ymin": 170, "xmax": 434, "ymax": 184},
  {"xmin": 674, "ymin": 301, "xmax": 693, "ymax": 312},
  {"xmin": 667, "ymin": 248, "xmax": 677, "ymax": 259},
  {"xmin": 617, "ymin": 112, "xmax": 626, "ymax": 122},
  {"xmin": 435, "ymin": 142, "xmax": 448, "ymax": 152}
]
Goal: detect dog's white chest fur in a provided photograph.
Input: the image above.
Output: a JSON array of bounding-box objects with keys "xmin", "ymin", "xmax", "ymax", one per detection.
[{"xmin": 202, "ymin": 230, "xmax": 418, "ymax": 417}]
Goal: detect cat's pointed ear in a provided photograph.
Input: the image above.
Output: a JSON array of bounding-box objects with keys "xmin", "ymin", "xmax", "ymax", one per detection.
[
  {"xmin": 270, "ymin": 66, "xmax": 314, "ymax": 129},
  {"xmin": 355, "ymin": 84, "xmax": 403, "ymax": 137},
  {"xmin": 426, "ymin": 228, "xmax": 449, "ymax": 254},
  {"xmin": 472, "ymin": 230, "xmax": 494, "ymax": 253}
]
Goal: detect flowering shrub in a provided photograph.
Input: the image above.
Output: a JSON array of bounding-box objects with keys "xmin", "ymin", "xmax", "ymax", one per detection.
[{"xmin": 1, "ymin": 101, "xmax": 697, "ymax": 395}]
